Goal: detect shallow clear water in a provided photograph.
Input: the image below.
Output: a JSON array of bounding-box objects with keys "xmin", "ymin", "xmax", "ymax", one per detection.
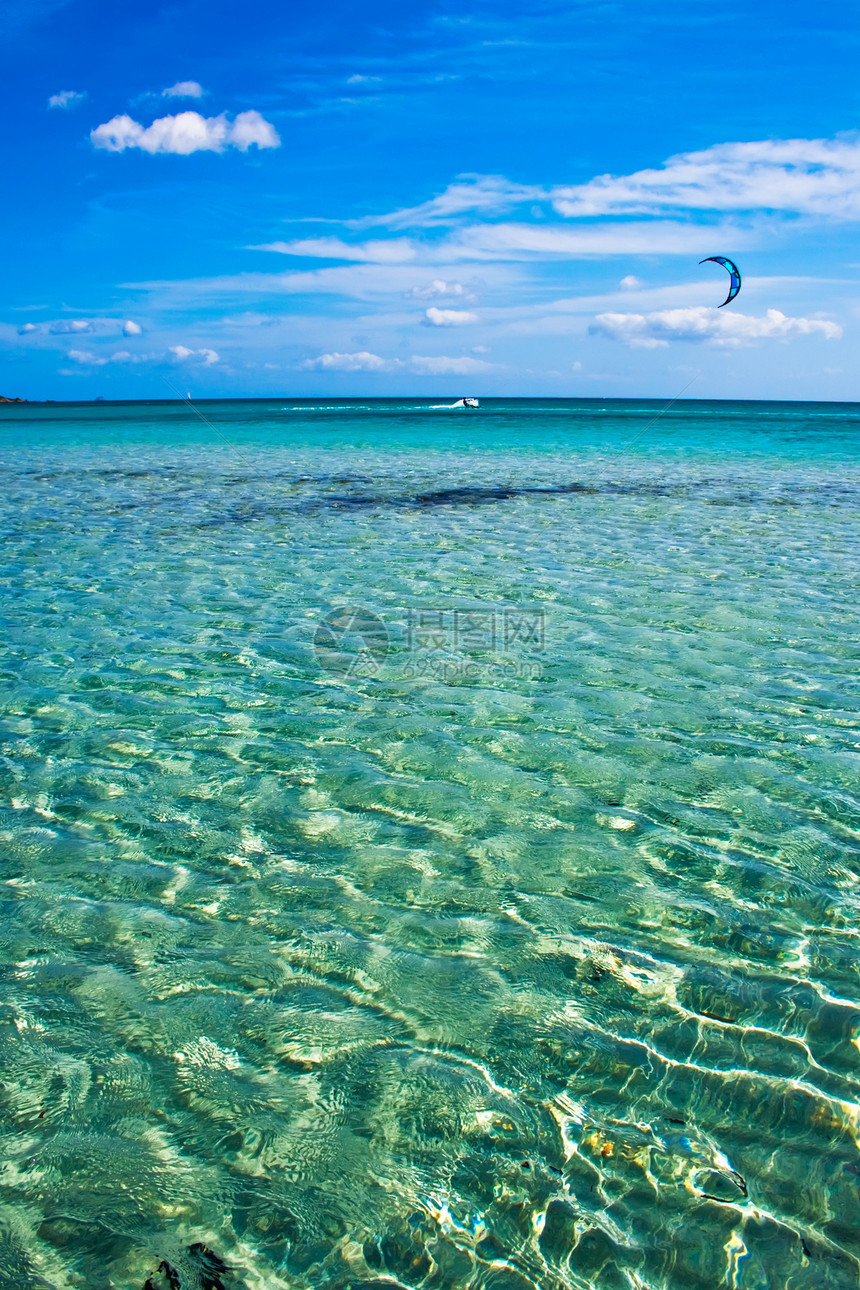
[{"xmin": 1, "ymin": 398, "xmax": 859, "ymax": 1289}]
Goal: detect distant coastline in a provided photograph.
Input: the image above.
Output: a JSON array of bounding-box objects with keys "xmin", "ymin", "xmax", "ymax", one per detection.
[{"xmin": 0, "ymin": 396, "xmax": 26, "ymax": 403}]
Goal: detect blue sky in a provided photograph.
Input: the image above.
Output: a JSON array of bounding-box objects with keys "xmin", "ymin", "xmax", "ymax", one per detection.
[{"xmin": 3, "ymin": 0, "xmax": 860, "ymax": 399}]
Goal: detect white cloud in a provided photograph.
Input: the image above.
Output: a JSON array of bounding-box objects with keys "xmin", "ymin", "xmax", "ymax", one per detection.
[
  {"xmin": 169, "ymin": 345, "xmax": 220, "ymax": 364},
  {"xmin": 551, "ymin": 137, "xmax": 860, "ymax": 220},
  {"xmin": 162, "ymin": 81, "xmax": 205, "ymax": 99},
  {"xmin": 591, "ymin": 306, "xmax": 842, "ymax": 348},
  {"xmin": 91, "ymin": 110, "xmax": 280, "ymax": 155},
  {"xmin": 50, "ymin": 319, "xmax": 91, "ymax": 334},
  {"xmin": 447, "ymin": 220, "xmax": 732, "ymax": 259},
  {"xmin": 254, "ymin": 219, "xmax": 733, "ymax": 266},
  {"xmin": 229, "ymin": 112, "xmax": 280, "ymax": 152},
  {"xmin": 123, "ymin": 262, "xmax": 519, "ymax": 303},
  {"xmin": 620, "ymin": 275, "xmax": 642, "ymax": 290},
  {"xmin": 67, "ymin": 348, "xmax": 158, "ymax": 366},
  {"xmin": 364, "ymin": 136, "xmax": 860, "ymax": 231},
  {"xmin": 409, "ymin": 354, "xmax": 491, "ymax": 374},
  {"xmin": 360, "ymin": 174, "xmax": 544, "ymax": 228},
  {"xmin": 57, "ymin": 348, "xmax": 159, "ymax": 374},
  {"xmin": 405, "ymin": 279, "xmax": 469, "ymax": 299},
  {"xmin": 28, "ymin": 317, "xmax": 151, "ymax": 339},
  {"xmin": 48, "ymin": 90, "xmax": 86, "ymax": 110},
  {"xmin": 301, "ymin": 351, "xmax": 390, "ymax": 371},
  {"xmin": 423, "ymin": 306, "xmax": 478, "ymax": 326},
  {"xmin": 346, "ymin": 74, "xmax": 381, "ymax": 85},
  {"xmin": 252, "ymin": 237, "xmax": 416, "ymax": 263},
  {"xmin": 67, "ymin": 350, "xmax": 104, "ymax": 365}
]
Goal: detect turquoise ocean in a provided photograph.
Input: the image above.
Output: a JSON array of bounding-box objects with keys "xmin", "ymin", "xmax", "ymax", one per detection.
[{"xmin": 1, "ymin": 397, "xmax": 859, "ymax": 1289}]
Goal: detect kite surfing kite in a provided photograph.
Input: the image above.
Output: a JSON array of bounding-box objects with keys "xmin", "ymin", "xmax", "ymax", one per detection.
[{"xmin": 700, "ymin": 256, "xmax": 741, "ymax": 307}]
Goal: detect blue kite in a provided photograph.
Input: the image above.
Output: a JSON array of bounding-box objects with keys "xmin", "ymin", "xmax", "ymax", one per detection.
[{"xmin": 700, "ymin": 256, "xmax": 741, "ymax": 307}]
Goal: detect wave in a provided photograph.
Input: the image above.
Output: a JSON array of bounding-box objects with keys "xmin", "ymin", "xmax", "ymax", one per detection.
[{"xmin": 280, "ymin": 403, "xmax": 479, "ymax": 413}]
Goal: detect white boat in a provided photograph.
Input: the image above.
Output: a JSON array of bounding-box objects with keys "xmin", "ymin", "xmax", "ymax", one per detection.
[{"xmin": 449, "ymin": 397, "xmax": 479, "ymax": 408}]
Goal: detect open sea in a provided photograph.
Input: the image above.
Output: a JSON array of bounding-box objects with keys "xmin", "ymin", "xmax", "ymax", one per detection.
[{"xmin": 1, "ymin": 396, "xmax": 859, "ymax": 1290}]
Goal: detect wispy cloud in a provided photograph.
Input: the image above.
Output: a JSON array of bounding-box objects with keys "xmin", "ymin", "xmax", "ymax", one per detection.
[
  {"xmin": 444, "ymin": 220, "xmax": 740, "ymax": 259},
  {"xmin": 404, "ymin": 278, "xmax": 472, "ymax": 300},
  {"xmin": 358, "ymin": 136, "xmax": 860, "ymax": 232},
  {"xmin": 122, "ymin": 262, "xmax": 520, "ymax": 303},
  {"xmin": 591, "ymin": 306, "xmax": 842, "ymax": 348},
  {"xmin": 67, "ymin": 348, "xmax": 157, "ymax": 366},
  {"xmin": 247, "ymin": 220, "xmax": 746, "ymax": 267},
  {"xmin": 48, "ymin": 89, "xmax": 86, "ymax": 110},
  {"xmin": 408, "ymin": 354, "xmax": 491, "ymax": 374},
  {"xmin": 313, "ymin": 135, "xmax": 860, "ymax": 298},
  {"xmin": 356, "ymin": 174, "xmax": 544, "ymax": 228},
  {"xmin": 50, "ymin": 319, "xmax": 91, "ymax": 334},
  {"xmin": 551, "ymin": 137, "xmax": 860, "ymax": 219},
  {"xmin": 91, "ymin": 110, "xmax": 280, "ymax": 155},
  {"xmin": 252, "ymin": 236, "xmax": 416, "ymax": 262}
]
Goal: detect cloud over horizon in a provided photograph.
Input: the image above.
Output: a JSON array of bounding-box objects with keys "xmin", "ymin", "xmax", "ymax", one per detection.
[
  {"xmin": 65, "ymin": 344, "xmax": 215, "ymax": 367},
  {"xmin": 591, "ymin": 306, "xmax": 843, "ymax": 348},
  {"xmin": 16, "ymin": 106, "xmax": 860, "ymax": 396},
  {"xmin": 301, "ymin": 350, "xmax": 388, "ymax": 371},
  {"xmin": 408, "ymin": 354, "xmax": 491, "ymax": 374},
  {"xmin": 300, "ymin": 351, "xmax": 493, "ymax": 374}
]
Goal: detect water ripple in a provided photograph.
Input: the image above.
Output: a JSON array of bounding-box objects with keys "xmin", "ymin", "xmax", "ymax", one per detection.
[{"xmin": 0, "ymin": 400, "xmax": 859, "ymax": 1287}]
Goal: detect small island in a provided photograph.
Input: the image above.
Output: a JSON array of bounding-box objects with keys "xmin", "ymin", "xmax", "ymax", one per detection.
[{"xmin": 0, "ymin": 395, "xmax": 26, "ymax": 403}]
